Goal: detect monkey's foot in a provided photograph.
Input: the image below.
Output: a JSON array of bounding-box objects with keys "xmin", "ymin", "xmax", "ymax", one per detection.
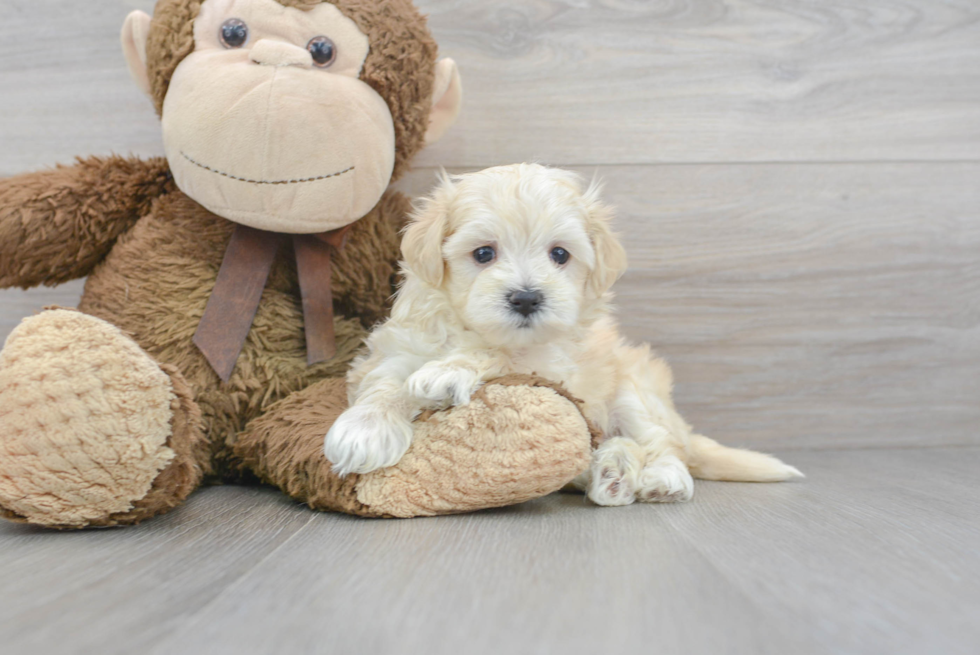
[
  {"xmin": 0, "ymin": 310, "xmax": 205, "ymax": 528},
  {"xmin": 358, "ymin": 377, "xmax": 594, "ymax": 516},
  {"xmin": 237, "ymin": 375, "xmax": 595, "ymax": 518}
]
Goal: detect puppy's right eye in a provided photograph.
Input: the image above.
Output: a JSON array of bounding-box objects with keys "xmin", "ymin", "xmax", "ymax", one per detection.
[
  {"xmin": 473, "ymin": 246, "xmax": 496, "ymax": 264},
  {"xmin": 550, "ymin": 247, "xmax": 571, "ymax": 265}
]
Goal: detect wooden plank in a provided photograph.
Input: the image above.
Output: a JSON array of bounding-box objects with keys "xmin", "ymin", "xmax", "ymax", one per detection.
[
  {"xmin": 0, "ymin": 486, "xmax": 313, "ymax": 655},
  {"xmin": 139, "ymin": 448, "xmax": 980, "ymax": 655},
  {"xmin": 662, "ymin": 447, "xmax": 980, "ymax": 655},
  {"xmin": 396, "ymin": 162, "xmax": 980, "ymax": 449},
  {"xmin": 0, "ymin": 450, "xmax": 974, "ymax": 655},
  {"xmin": 147, "ymin": 488, "xmax": 809, "ymax": 655},
  {"xmin": 0, "ymin": 0, "xmax": 160, "ymax": 176},
  {"xmin": 416, "ymin": 0, "xmax": 980, "ymax": 167},
  {"xmin": 2, "ymin": 0, "xmax": 980, "ymax": 174}
]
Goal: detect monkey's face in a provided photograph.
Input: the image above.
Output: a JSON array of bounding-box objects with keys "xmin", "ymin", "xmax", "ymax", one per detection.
[
  {"xmin": 127, "ymin": 0, "xmax": 433, "ymax": 233},
  {"xmin": 165, "ymin": 0, "xmax": 393, "ymax": 233}
]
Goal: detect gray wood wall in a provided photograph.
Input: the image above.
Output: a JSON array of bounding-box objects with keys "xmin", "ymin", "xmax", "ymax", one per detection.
[{"xmin": 1, "ymin": 0, "xmax": 977, "ymax": 450}]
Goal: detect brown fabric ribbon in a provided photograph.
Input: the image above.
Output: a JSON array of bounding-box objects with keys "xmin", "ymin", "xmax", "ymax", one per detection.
[{"xmin": 193, "ymin": 223, "xmax": 354, "ymax": 383}]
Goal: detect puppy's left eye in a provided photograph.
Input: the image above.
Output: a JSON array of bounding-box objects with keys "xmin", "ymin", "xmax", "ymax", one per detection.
[
  {"xmin": 473, "ymin": 246, "xmax": 496, "ymax": 264},
  {"xmin": 550, "ymin": 247, "xmax": 570, "ymax": 265}
]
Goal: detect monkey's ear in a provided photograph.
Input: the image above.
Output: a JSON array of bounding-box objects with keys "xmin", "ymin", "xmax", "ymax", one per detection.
[
  {"xmin": 401, "ymin": 173, "xmax": 455, "ymax": 287},
  {"xmin": 425, "ymin": 59, "xmax": 463, "ymax": 146},
  {"xmin": 121, "ymin": 11, "xmax": 153, "ymax": 98}
]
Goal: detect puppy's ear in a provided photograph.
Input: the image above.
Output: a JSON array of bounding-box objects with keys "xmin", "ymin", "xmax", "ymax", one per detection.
[
  {"xmin": 583, "ymin": 179, "xmax": 628, "ymax": 297},
  {"xmin": 402, "ymin": 172, "xmax": 455, "ymax": 287}
]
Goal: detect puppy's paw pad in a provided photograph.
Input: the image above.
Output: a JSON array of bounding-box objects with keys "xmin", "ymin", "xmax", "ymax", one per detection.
[
  {"xmin": 587, "ymin": 441, "xmax": 640, "ymax": 507},
  {"xmin": 590, "ymin": 466, "xmax": 635, "ymax": 506},
  {"xmin": 636, "ymin": 455, "xmax": 694, "ymax": 503},
  {"xmin": 406, "ymin": 365, "xmax": 480, "ymax": 407},
  {"xmin": 637, "ymin": 487, "xmax": 686, "ymax": 503},
  {"xmin": 324, "ymin": 404, "xmax": 414, "ymax": 477}
]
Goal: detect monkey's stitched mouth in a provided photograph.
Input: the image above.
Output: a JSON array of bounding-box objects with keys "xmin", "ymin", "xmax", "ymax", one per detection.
[{"xmin": 180, "ymin": 152, "xmax": 354, "ymax": 186}]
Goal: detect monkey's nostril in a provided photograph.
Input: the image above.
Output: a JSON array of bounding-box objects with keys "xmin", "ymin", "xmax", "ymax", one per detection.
[{"xmin": 508, "ymin": 289, "xmax": 544, "ymax": 318}]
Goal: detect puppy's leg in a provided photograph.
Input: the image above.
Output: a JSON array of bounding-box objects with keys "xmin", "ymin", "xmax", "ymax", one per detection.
[
  {"xmin": 406, "ymin": 353, "xmax": 506, "ymax": 409},
  {"xmin": 406, "ymin": 361, "xmax": 482, "ymax": 409},
  {"xmin": 610, "ymin": 370, "xmax": 695, "ymax": 504},
  {"xmin": 636, "ymin": 450, "xmax": 695, "ymax": 504},
  {"xmin": 325, "ymin": 359, "xmax": 423, "ymax": 477},
  {"xmin": 586, "ymin": 437, "xmax": 645, "ymax": 506}
]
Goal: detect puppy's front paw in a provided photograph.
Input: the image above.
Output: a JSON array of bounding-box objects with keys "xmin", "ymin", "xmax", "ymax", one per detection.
[
  {"xmin": 587, "ymin": 438, "xmax": 641, "ymax": 507},
  {"xmin": 324, "ymin": 404, "xmax": 415, "ymax": 477},
  {"xmin": 636, "ymin": 455, "xmax": 694, "ymax": 503},
  {"xmin": 406, "ymin": 364, "xmax": 481, "ymax": 408}
]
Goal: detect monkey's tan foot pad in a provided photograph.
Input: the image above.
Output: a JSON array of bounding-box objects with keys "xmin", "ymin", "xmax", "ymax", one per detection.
[
  {"xmin": 0, "ymin": 309, "xmax": 192, "ymax": 528},
  {"xmin": 355, "ymin": 376, "xmax": 595, "ymax": 517}
]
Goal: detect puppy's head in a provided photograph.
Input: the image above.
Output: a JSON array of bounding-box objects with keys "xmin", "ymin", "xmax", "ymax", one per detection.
[{"xmin": 402, "ymin": 163, "xmax": 627, "ymax": 347}]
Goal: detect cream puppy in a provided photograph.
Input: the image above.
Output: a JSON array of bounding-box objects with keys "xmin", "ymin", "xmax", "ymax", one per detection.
[{"xmin": 325, "ymin": 164, "xmax": 802, "ymax": 505}]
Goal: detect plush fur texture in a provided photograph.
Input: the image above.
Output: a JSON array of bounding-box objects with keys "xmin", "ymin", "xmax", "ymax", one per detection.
[
  {"xmin": 146, "ymin": 0, "xmax": 437, "ymax": 180},
  {"xmin": 327, "ymin": 164, "xmax": 802, "ymax": 504},
  {"xmin": 159, "ymin": 0, "xmax": 402, "ymax": 232},
  {"xmin": 0, "ymin": 310, "xmax": 178, "ymax": 527},
  {"xmin": 237, "ymin": 374, "xmax": 592, "ymax": 517},
  {"xmin": 76, "ymin": 185, "xmax": 389, "ymax": 478},
  {"xmin": 0, "ymin": 1, "xmax": 592, "ymax": 528},
  {"xmin": 0, "ymin": 156, "xmax": 174, "ymax": 289},
  {"xmin": 354, "ymin": 379, "xmax": 592, "ymax": 517}
]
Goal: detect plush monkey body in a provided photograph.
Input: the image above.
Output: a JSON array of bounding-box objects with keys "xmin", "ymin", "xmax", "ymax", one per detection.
[
  {"xmin": 78, "ymin": 182, "xmax": 407, "ymax": 477},
  {"xmin": 0, "ymin": 0, "xmax": 593, "ymax": 528}
]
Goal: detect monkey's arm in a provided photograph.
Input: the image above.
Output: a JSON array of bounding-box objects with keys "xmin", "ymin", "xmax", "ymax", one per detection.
[
  {"xmin": 0, "ymin": 155, "xmax": 174, "ymax": 289},
  {"xmin": 330, "ymin": 189, "xmax": 412, "ymax": 327}
]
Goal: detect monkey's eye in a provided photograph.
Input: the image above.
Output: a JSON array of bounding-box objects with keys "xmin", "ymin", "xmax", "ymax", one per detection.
[
  {"xmin": 473, "ymin": 246, "xmax": 496, "ymax": 265},
  {"xmin": 307, "ymin": 36, "xmax": 337, "ymax": 68},
  {"xmin": 219, "ymin": 18, "xmax": 249, "ymax": 49},
  {"xmin": 550, "ymin": 247, "xmax": 571, "ymax": 265}
]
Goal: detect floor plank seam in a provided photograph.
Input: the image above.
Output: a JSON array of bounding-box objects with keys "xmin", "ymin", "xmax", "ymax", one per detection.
[
  {"xmin": 664, "ymin": 514, "xmax": 812, "ymax": 649},
  {"xmin": 147, "ymin": 512, "xmax": 318, "ymax": 653}
]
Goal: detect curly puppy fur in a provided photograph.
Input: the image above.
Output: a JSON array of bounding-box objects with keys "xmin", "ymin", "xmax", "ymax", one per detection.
[{"xmin": 326, "ymin": 164, "xmax": 803, "ymax": 503}]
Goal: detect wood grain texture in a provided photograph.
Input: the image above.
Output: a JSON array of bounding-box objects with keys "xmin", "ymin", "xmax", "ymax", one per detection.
[
  {"xmin": 0, "ymin": 1, "xmax": 160, "ymax": 176},
  {"xmin": 0, "ymin": 448, "xmax": 968, "ymax": 655},
  {"xmin": 397, "ymin": 163, "xmax": 980, "ymax": 449},
  {"xmin": 416, "ymin": 0, "xmax": 980, "ymax": 167},
  {"xmin": 0, "ymin": 486, "xmax": 313, "ymax": 655},
  {"xmin": 2, "ymin": 0, "xmax": 980, "ymax": 173}
]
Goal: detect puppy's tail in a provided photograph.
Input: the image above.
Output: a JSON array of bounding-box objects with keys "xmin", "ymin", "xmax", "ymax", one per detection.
[{"xmin": 687, "ymin": 434, "xmax": 804, "ymax": 482}]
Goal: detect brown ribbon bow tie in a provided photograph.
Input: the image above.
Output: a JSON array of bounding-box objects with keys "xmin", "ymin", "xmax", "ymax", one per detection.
[{"xmin": 193, "ymin": 223, "xmax": 353, "ymax": 383}]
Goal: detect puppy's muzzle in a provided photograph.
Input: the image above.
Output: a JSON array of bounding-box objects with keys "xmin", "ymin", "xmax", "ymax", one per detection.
[{"xmin": 508, "ymin": 289, "xmax": 544, "ymax": 318}]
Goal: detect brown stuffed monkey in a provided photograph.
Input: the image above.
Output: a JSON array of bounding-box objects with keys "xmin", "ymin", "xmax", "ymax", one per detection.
[{"xmin": 0, "ymin": 0, "xmax": 593, "ymax": 528}]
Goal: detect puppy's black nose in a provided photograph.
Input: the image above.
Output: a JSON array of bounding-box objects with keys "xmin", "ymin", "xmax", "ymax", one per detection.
[{"xmin": 509, "ymin": 289, "xmax": 544, "ymax": 317}]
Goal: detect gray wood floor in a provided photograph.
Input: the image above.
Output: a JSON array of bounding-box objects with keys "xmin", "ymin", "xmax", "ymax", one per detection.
[
  {"xmin": 1, "ymin": 448, "xmax": 978, "ymax": 655},
  {"xmin": 1, "ymin": 1, "xmax": 978, "ymax": 653}
]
